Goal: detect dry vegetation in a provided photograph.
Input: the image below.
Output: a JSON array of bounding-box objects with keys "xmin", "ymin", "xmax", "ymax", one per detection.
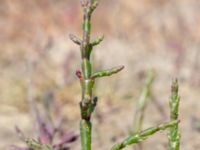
[{"xmin": 0, "ymin": 0, "xmax": 200, "ymax": 149}]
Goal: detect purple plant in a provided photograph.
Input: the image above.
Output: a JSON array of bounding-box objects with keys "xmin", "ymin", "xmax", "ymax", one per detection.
[{"xmin": 12, "ymin": 96, "xmax": 78, "ymax": 150}]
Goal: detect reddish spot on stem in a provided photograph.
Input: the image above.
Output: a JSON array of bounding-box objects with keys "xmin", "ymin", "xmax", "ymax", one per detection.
[{"xmin": 76, "ymin": 70, "xmax": 82, "ymax": 79}]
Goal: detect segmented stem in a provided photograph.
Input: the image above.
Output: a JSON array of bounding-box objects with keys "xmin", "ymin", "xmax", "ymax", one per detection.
[
  {"xmin": 168, "ymin": 79, "xmax": 181, "ymax": 150},
  {"xmin": 70, "ymin": 1, "xmax": 124, "ymax": 150}
]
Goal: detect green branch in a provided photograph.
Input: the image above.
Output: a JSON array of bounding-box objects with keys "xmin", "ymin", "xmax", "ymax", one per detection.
[
  {"xmin": 91, "ymin": 35, "xmax": 104, "ymax": 46},
  {"xmin": 91, "ymin": 66, "xmax": 124, "ymax": 79},
  {"xmin": 111, "ymin": 120, "xmax": 179, "ymax": 150},
  {"xmin": 131, "ymin": 69, "xmax": 155, "ymax": 134},
  {"xmin": 168, "ymin": 79, "xmax": 181, "ymax": 150}
]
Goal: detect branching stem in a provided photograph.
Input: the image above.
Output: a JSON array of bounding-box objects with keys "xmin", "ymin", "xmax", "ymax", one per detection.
[
  {"xmin": 70, "ymin": 1, "xmax": 124, "ymax": 150},
  {"xmin": 111, "ymin": 120, "xmax": 179, "ymax": 150}
]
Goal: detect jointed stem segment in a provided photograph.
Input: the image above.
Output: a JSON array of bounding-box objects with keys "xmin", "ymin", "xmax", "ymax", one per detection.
[
  {"xmin": 70, "ymin": 1, "xmax": 124, "ymax": 150},
  {"xmin": 80, "ymin": 120, "xmax": 92, "ymax": 150},
  {"xmin": 168, "ymin": 79, "xmax": 181, "ymax": 150}
]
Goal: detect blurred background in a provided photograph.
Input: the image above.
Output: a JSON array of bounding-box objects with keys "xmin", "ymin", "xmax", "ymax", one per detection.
[{"xmin": 0, "ymin": 0, "xmax": 200, "ymax": 149}]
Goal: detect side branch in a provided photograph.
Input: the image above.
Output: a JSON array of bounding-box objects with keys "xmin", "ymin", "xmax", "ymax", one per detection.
[
  {"xmin": 91, "ymin": 66, "xmax": 124, "ymax": 79},
  {"xmin": 69, "ymin": 34, "xmax": 82, "ymax": 45},
  {"xmin": 91, "ymin": 35, "xmax": 104, "ymax": 46},
  {"xmin": 111, "ymin": 120, "xmax": 179, "ymax": 150}
]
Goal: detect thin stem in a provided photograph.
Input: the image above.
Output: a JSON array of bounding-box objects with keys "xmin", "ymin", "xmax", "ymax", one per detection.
[
  {"xmin": 70, "ymin": 1, "xmax": 123, "ymax": 150},
  {"xmin": 79, "ymin": 1, "xmax": 97, "ymax": 149},
  {"xmin": 168, "ymin": 79, "xmax": 180, "ymax": 150},
  {"xmin": 111, "ymin": 120, "xmax": 179, "ymax": 150},
  {"xmin": 80, "ymin": 120, "xmax": 92, "ymax": 150},
  {"xmin": 131, "ymin": 69, "xmax": 155, "ymax": 150},
  {"xmin": 131, "ymin": 69, "xmax": 155, "ymax": 134}
]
